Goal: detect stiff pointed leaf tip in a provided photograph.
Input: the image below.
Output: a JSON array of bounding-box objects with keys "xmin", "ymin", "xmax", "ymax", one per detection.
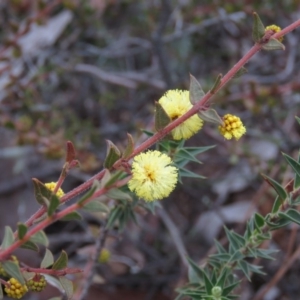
[
  {"xmin": 66, "ymin": 141, "xmax": 76, "ymax": 163},
  {"xmin": 103, "ymin": 140, "xmax": 121, "ymax": 169},
  {"xmin": 122, "ymin": 133, "xmax": 135, "ymax": 159},
  {"xmin": 189, "ymin": 74, "xmax": 205, "ymax": 105},
  {"xmin": 252, "ymin": 12, "xmax": 265, "ymax": 42}
]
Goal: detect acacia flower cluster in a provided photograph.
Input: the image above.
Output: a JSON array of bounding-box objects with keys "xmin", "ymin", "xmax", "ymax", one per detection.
[
  {"xmin": 128, "ymin": 150, "xmax": 178, "ymax": 201},
  {"xmin": 158, "ymin": 90, "xmax": 203, "ymax": 140},
  {"xmin": 4, "ymin": 278, "xmax": 28, "ymax": 299},
  {"xmin": 45, "ymin": 182, "xmax": 65, "ymax": 198},
  {"xmin": 218, "ymin": 114, "xmax": 246, "ymax": 140},
  {"xmin": 265, "ymin": 24, "xmax": 283, "ymax": 42}
]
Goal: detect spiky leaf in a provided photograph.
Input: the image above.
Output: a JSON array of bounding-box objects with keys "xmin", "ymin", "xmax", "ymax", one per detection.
[{"xmin": 262, "ymin": 174, "xmax": 287, "ymax": 202}]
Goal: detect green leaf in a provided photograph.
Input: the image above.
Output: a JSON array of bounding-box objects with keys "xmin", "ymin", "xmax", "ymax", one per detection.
[
  {"xmin": 1, "ymin": 226, "xmax": 14, "ymax": 250},
  {"xmin": 52, "ymin": 250, "xmax": 68, "ymax": 270},
  {"xmin": 295, "ymin": 116, "xmax": 300, "ymax": 125},
  {"xmin": 283, "ymin": 153, "xmax": 300, "ymax": 179},
  {"xmin": 104, "ymin": 170, "xmax": 125, "ymax": 188},
  {"xmin": 17, "ymin": 223, "xmax": 28, "ymax": 240},
  {"xmin": 216, "ymin": 268, "xmax": 229, "ymax": 288},
  {"xmin": 183, "ymin": 145, "xmax": 215, "ymax": 156},
  {"xmin": 229, "ymin": 250, "xmax": 244, "ymax": 263},
  {"xmin": 103, "ymin": 140, "xmax": 121, "ymax": 169},
  {"xmin": 83, "ymin": 201, "xmax": 109, "ymax": 213},
  {"xmin": 271, "ymin": 196, "xmax": 282, "ymax": 213},
  {"xmin": 122, "ymin": 133, "xmax": 135, "ymax": 159},
  {"xmin": 178, "ymin": 168, "xmax": 206, "ymax": 179},
  {"xmin": 262, "ymin": 38, "xmax": 285, "ymax": 51},
  {"xmin": 232, "ymin": 67, "xmax": 248, "ymax": 78},
  {"xmin": 222, "ymin": 281, "xmax": 240, "ymax": 297},
  {"xmin": 30, "ymin": 230, "xmax": 49, "ymax": 246},
  {"xmin": 198, "ymin": 109, "xmax": 223, "ymax": 126},
  {"xmin": 174, "ymin": 149, "xmax": 202, "ymax": 164},
  {"xmin": 209, "ymin": 253, "xmax": 231, "ymax": 262},
  {"xmin": 154, "ymin": 101, "xmax": 172, "ymax": 132},
  {"xmin": 0, "ymin": 283, "xmax": 3, "ymax": 299},
  {"xmin": 2, "ymin": 261, "xmax": 25, "ymax": 284},
  {"xmin": 61, "ymin": 211, "xmax": 82, "ymax": 221},
  {"xmin": 224, "ymin": 227, "xmax": 241, "ymax": 252},
  {"xmin": 252, "ymin": 12, "xmax": 265, "ymax": 42},
  {"xmin": 279, "ymin": 209, "xmax": 300, "ymax": 226},
  {"xmin": 186, "ymin": 257, "xmax": 204, "ymax": 279},
  {"xmin": 189, "ymin": 74, "xmax": 205, "ymax": 105},
  {"xmin": 237, "ymin": 260, "xmax": 251, "ymax": 281},
  {"xmin": 107, "ymin": 188, "xmax": 132, "ymax": 201},
  {"xmin": 32, "ymin": 178, "xmax": 53, "ymax": 206},
  {"xmin": 77, "ymin": 181, "xmax": 99, "ymax": 205},
  {"xmin": 265, "ymin": 213, "xmax": 291, "ymax": 230},
  {"xmin": 47, "ymin": 194, "xmax": 60, "ymax": 216},
  {"xmin": 214, "ymin": 240, "xmax": 227, "ymax": 254},
  {"xmin": 20, "ymin": 240, "xmax": 39, "ymax": 252},
  {"xmin": 262, "ymin": 174, "xmax": 287, "ymax": 202},
  {"xmin": 255, "ymin": 248, "xmax": 278, "ymax": 260},
  {"xmin": 210, "ymin": 73, "xmax": 222, "ymax": 94},
  {"xmin": 58, "ymin": 276, "xmax": 73, "ymax": 299},
  {"xmin": 294, "ymin": 151, "xmax": 300, "ymax": 189},
  {"xmin": 106, "ymin": 207, "xmax": 123, "ymax": 228},
  {"xmin": 41, "ymin": 249, "xmax": 54, "ymax": 268},
  {"xmin": 254, "ymin": 213, "xmax": 265, "ymax": 229},
  {"xmin": 247, "ymin": 263, "xmax": 265, "ymax": 275}
]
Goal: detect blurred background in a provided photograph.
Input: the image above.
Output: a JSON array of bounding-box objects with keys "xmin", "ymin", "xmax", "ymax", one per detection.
[{"xmin": 0, "ymin": 0, "xmax": 300, "ymax": 299}]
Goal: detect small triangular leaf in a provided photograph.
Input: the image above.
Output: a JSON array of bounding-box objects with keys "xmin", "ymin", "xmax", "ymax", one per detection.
[
  {"xmin": 52, "ymin": 250, "xmax": 68, "ymax": 270},
  {"xmin": 262, "ymin": 174, "xmax": 288, "ymax": 202},
  {"xmin": 77, "ymin": 181, "xmax": 99, "ymax": 205},
  {"xmin": 189, "ymin": 74, "xmax": 205, "ymax": 105},
  {"xmin": 47, "ymin": 194, "xmax": 60, "ymax": 216},
  {"xmin": 32, "ymin": 178, "xmax": 53, "ymax": 206},
  {"xmin": 103, "ymin": 140, "xmax": 121, "ymax": 169},
  {"xmin": 83, "ymin": 201, "xmax": 109, "ymax": 213},
  {"xmin": 61, "ymin": 211, "xmax": 82, "ymax": 221},
  {"xmin": 198, "ymin": 109, "xmax": 223, "ymax": 125},
  {"xmin": 262, "ymin": 38, "xmax": 285, "ymax": 51},
  {"xmin": 154, "ymin": 101, "xmax": 172, "ymax": 132},
  {"xmin": 252, "ymin": 12, "xmax": 265, "ymax": 42},
  {"xmin": 122, "ymin": 133, "xmax": 135, "ymax": 159},
  {"xmin": 178, "ymin": 168, "xmax": 205, "ymax": 179},
  {"xmin": 58, "ymin": 276, "xmax": 73, "ymax": 299},
  {"xmin": 41, "ymin": 249, "xmax": 54, "ymax": 268},
  {"xmin": 30, "ymin": 230, "xmax": 49, "ymax": 246},
  {"xmin": 233, "ymin": 67, "xmax": 248, "ymax": 78},
  {"xmin": 17, "ymin": 223, "xmax": 28, "ymax": 240},
  {"xmin": 21, "ymin": 240, "xmax": 39, "ymax": 252},
  {"xmin": 1, "ymin": 226, "xmax": 14, "ymax": 250},
  {"xmin": 279, "ymin": 209, "xmax": 300, "ymax": 226},
  {"xmin": 2, "ymin": 261, "xmax": 25, "ymax": 284},
  {"xmin": 210, "ymin": 73, "xmax": 222, "ymax": 94}
]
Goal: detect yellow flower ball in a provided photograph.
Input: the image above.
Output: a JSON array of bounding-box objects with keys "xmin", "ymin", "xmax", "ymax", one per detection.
[
  {"xmin": 98, "ymin": 249, "xmax": 111, "ymax": 263},
  {"xmin": 265, "ymin": 24, "xmax": 283, "ymax": 42},
  {"xmin": 26, "ymin": 274, "xmax": 47, "ymax": 292},
  {"xmin": 45, "ymin": 182, "xmax": 65, "ymax": 198},
  {"xmin": 158, "ymin": 90, "xmax": 203, "ymax": 140},
  {"xmin": 128, "ymin": 150, "xmax": 178, "ymax": 202},
  {"xmin": 4, "ymin": 278, "xmax": 28, "ymax": 299},
  {"xmin": 218, "ymin": 114, "xmax": 246, "ymax": 140}
]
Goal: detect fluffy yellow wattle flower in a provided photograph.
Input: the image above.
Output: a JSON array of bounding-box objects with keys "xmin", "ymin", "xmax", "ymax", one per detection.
[
  {"xmin": 265, "ymin": 24, "xmax": 283, "ymax": 42},
  {"xmin": 128, "ymin": 150, "xmax": 178, "ymax": 202},
  {"xmin": 45, "ymin": 182, "xmax": 65, "ymax": 198},
  {"xmin": 218, "ymin": 114, "xmax": 246, "ymax": 140},
  {"xmin": 158, "ymin": 90, "xmax": 203, "ymax": 140}
]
